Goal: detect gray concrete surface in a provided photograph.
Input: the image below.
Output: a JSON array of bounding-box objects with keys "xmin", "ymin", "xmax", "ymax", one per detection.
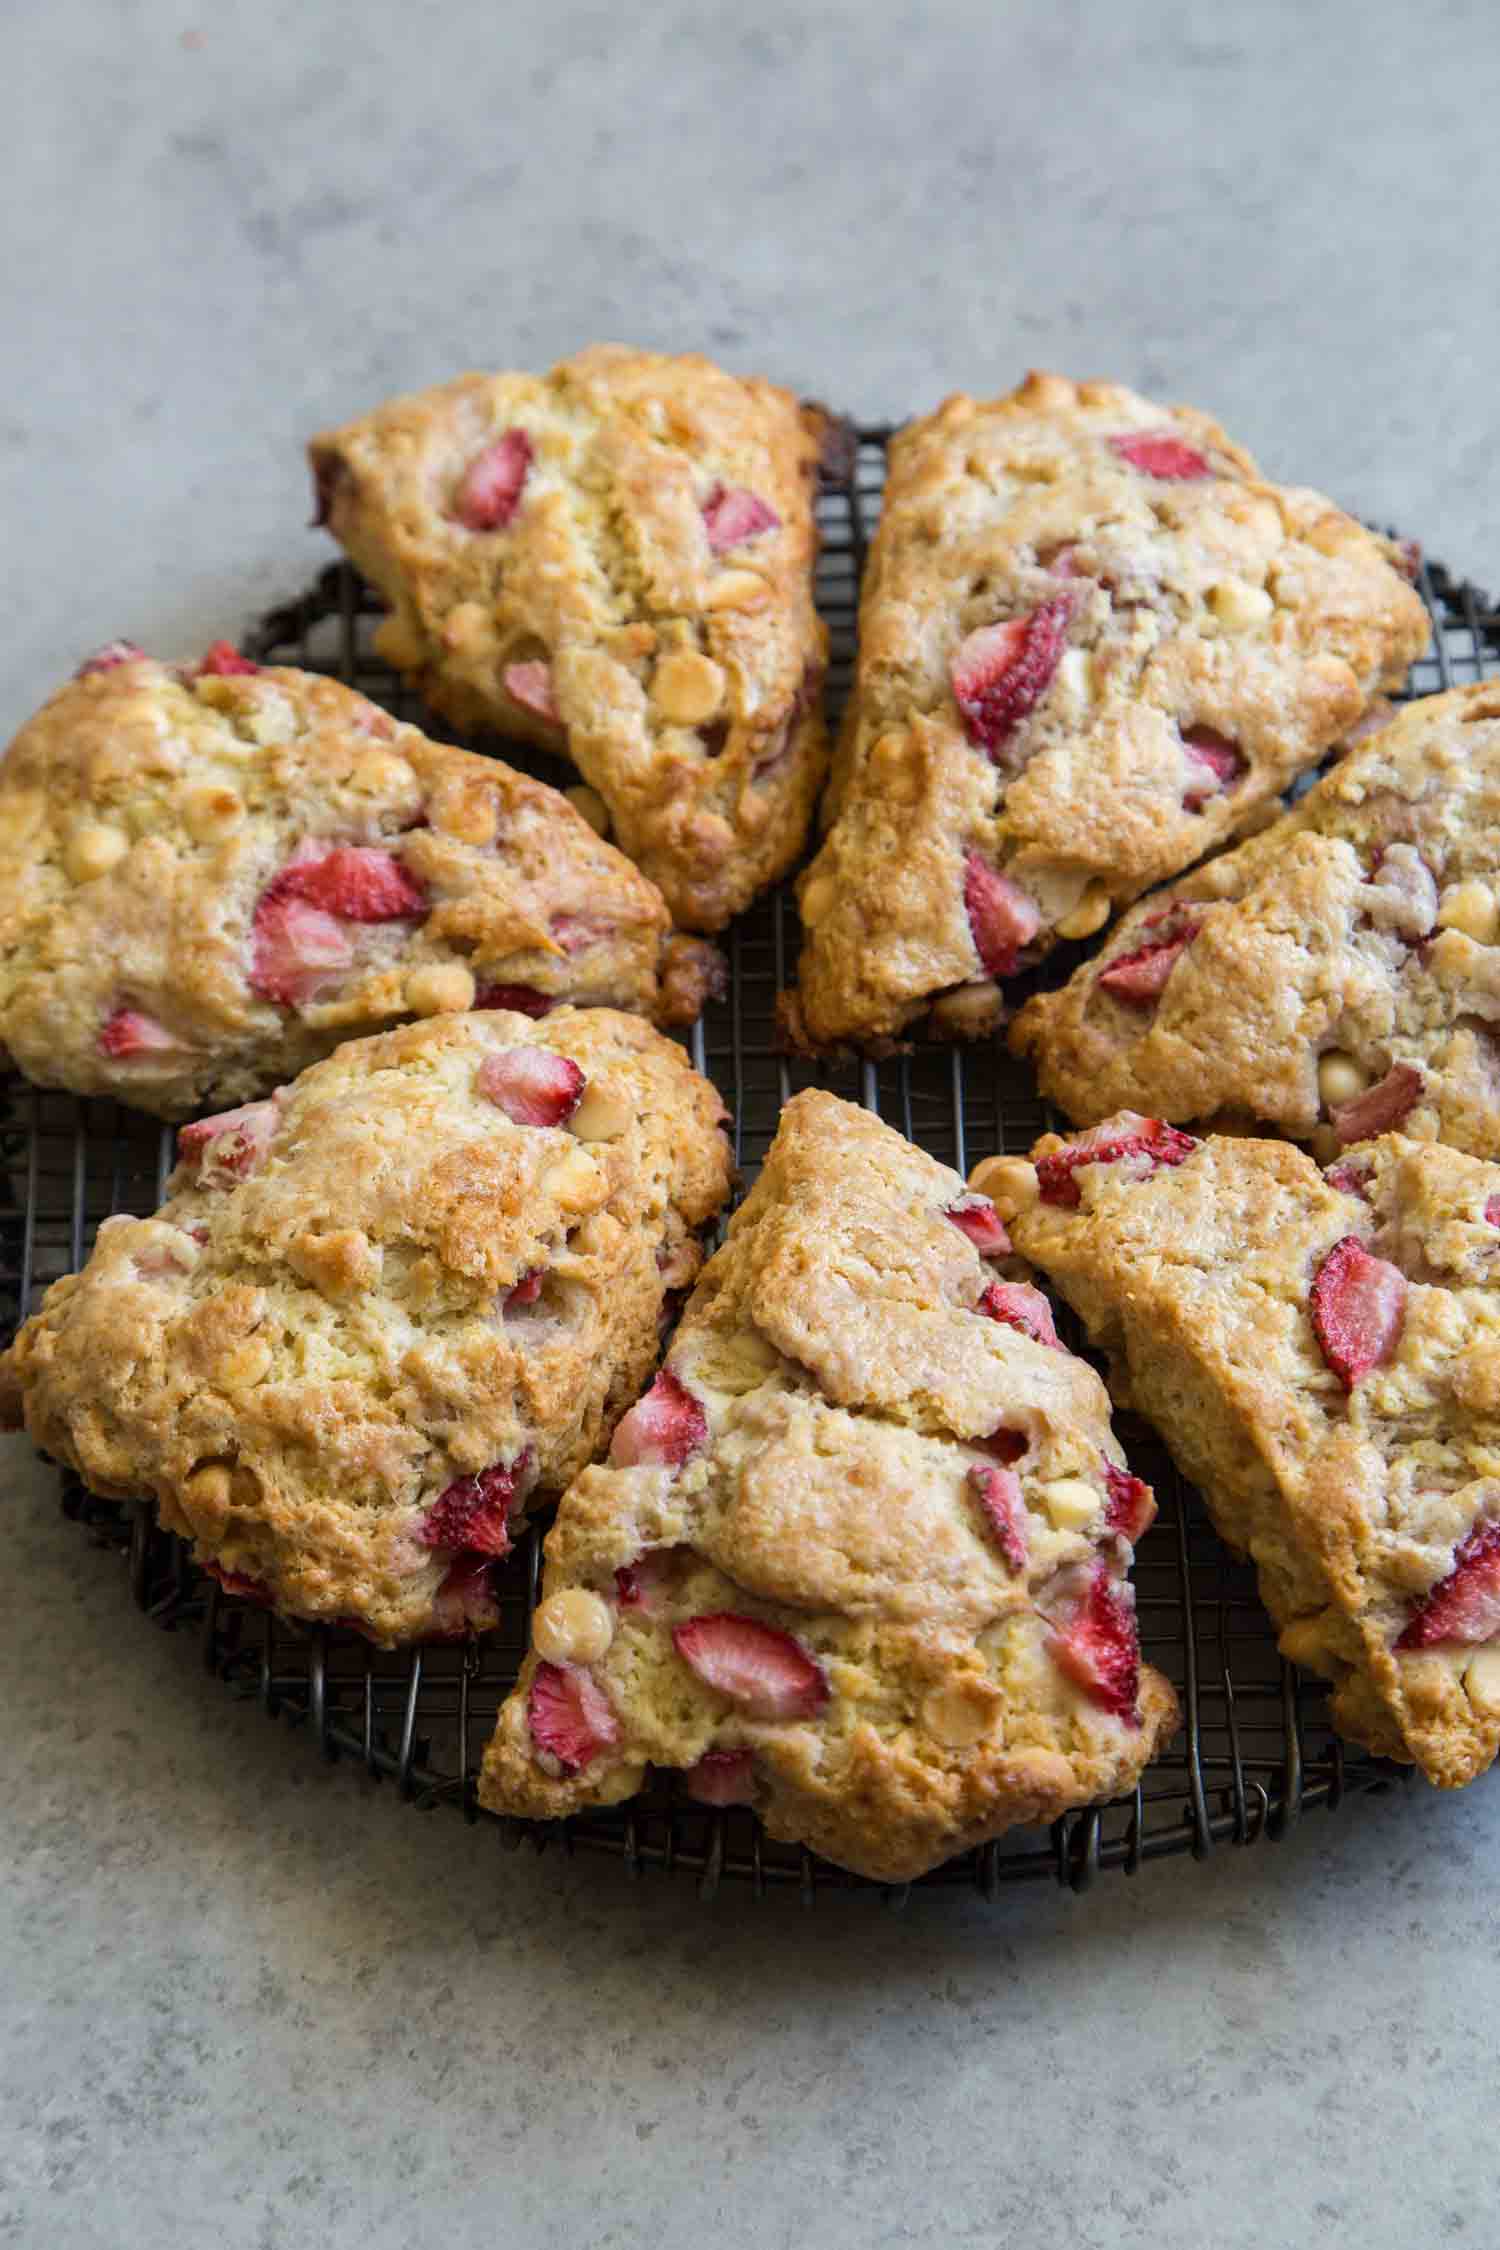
[{"xmin": 4, "ymin": 1, "xmax": 1500, "ymax": 2243}]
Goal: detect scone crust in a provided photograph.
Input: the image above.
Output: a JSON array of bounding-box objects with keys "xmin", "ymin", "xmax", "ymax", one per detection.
[
  {"xmin": 310, "ymin": 344, "xmax": 831, "ymax": 932},
  {"xmin": 480, "ymin": 1090, "xmax": 1175, "ymax": 1882},
  {"xmin": 0, "ymin": 1009, "xmax": 732, "ymax": 1644},
  {"xmin": 787, "ymin": 370, "xmax": 1429, "ymax": 1047}
]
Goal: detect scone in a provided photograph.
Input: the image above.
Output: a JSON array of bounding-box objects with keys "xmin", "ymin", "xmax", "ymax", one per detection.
[
  {"xmin": 479, "ymin": 1089, "xmax": 1176, "ymax": 1882},
  {"xmin": 309, "ymin": 344, "xmax": 831, "ymax": 932},
  {"xmin": 999, "ymin": 1114, "xmax": 1500, "ymax": 1785},
  {"xmin": 0, "ymin": 1009, "xmax": 732, "ymax": 1644},
  {"xmin": 0, "ymin": 645, "xmax": 721, "ymax": 1119},
  {"xmin": 781, "ymin": 370, "xmax": 1429, "ymax": 1049},
  {"xmin": 1012, "ymin": 684, "xmax": 1500, "ymax": 1161}
]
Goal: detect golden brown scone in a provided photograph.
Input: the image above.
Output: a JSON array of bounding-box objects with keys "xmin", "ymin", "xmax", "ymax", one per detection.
[
  {"xmin": 1005, "ymin": 1113, "xmax": 1500, "ymax": 1786},
  {"xmin": 0, "ymin": 1010, "xmax": 731, "ymax": 1644},
  {"xmin": 1012, "ymin": 684, "xmax": 1500, "ymax": 1160},
  {"xmin": 782, "ymin": 370, "xmax": 1429, "ymax": 1049},
  {"xmin": 0, "ymin": 645, "xmax": 722, "ymax": 1119},
  {"xmin": 479, "ymin": 1090, "xmax": 1175, "ymax": 1882},
  {"xmin": 309, "ymin": 345, "xmax": 831, "ymax": 932}
]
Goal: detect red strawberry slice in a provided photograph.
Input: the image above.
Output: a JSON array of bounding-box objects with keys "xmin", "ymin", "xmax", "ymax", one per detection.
[
  {"xmin": 969, "ymin": 1463, "xmax": 1027, "ymax": 1573},
  {"xmin": 1397, "ymin": 1520, "xmax": 1500, "ymax": 1649},
  {"xmin": 951, "ymin": 592, "xmax": 1077, "ymax": 758},
  {"xmin": 271, "ymin": 844, "xmax": 427, "ymax": 923},
  {"xmin": 196, "ymin": 641, "xmax": 260, "ymax": 677},
  {"xmin": 417, "ymin": 1449, "xmax": 532, "ymax": 1559},
  {"xmin": 683, "ymin": 1749, "xmax": 757, "ymax": 1805},
  {"xmin": 550, "ymin": 913, "xmax": 614, "ymax": 954},
  {"xmin": 1181, "ymin": 726, "xmax": 1246, "ymax": 811},
  {"xmin": 503, "ymin": 660, "xmax": 560, "ymax": 723},
  {"xmin": 984, "ymin": 1426, "xmax": 1029, "ymax": 1464},
  {"xmin": 1326, "ymin": 1156, "xmax": 1375, "ymax": 1200},
  {"xmin": 1035, "ymin": 1118, "xmax": 1198, "ymax": 1207},
  {"xmin": 1108, "ymin": 431, "xmax": 1213, "ymax": 480},
  {"xmin": 979, "ymin": 1280, "xmax": 1062, "ymax": 1350},
  {"xmin": 1486, "ymin": 1195, "xmax": 1500, "ymax": 1227},
  {"xmin": 1104, "ymin": 1463, "xmax": 1156, "ymax": 1544},
  {"xmin": 76, "ymin": 640, "xmax": 145, "ymax": 676},
  {"xmin": 702, "ymin": 483, "xmax": 781, "ymax": 553},
  {"xmin": 528, "ymin": 1661, "xmax": 621, "ymax": 1771},
  {"xmin": 1098, "ymin": 911, "xmax": 1202, "ymax": 1005},
  {"xmin": 474, "ymin": 982, "xmax": 554, "ymax": 1017},
  {"xmin": 178, "ymin": 1098, "xmax": 279, "ymax": 1183},
  {"xmin": 1329, "ymin": 1062, "xmax": 1424, "ymax": 1144},
  {"xmin": 429, "ymin": 1553, "xmax": 499, "ymax": 1637},
  {"xmin": 1046, "ymin": 1562, "xmax": 1142, "ymax": 1722},
  {"xmin": 505, "ymin": 1267, "xmax": 545, "ymax": 1309},
  {"xmin": 944, "ymin": 1195, "xmax": 1012, "ymax": 1256},
  {"xmin": 98, "ymin": 1007, "xmax": 179, "ymax": 1059},
  {"xmin": 613, "ymin": 1548, "xmax": 684, "ymax": 1612},
  {"xmin": 1394, "ymin": 538, "xmax": 1422, "ymax": 584},
  {"xmin": 202, "ymin": 1559, "xmax": 273, "ymax": 1604},
  {"xmin": 249, "ymin": 894, "xmax": 354, "ymax": 1005},
  {"xmin": 1309, "ymin": 1236, "xmax": 1407, "ymax": 1389},
  {"xmin": 476, "ymin": 1044, "xmax": 586, "ymax": 1127},
  {"xmin": 610, "ymin": 1368, "xmax": 708, "ymax": 1469},
  {"xmin": 672, "ymin": 1613, "xmax": 829, "ymax": 1720},
  {"xmin": 964, "ymin": 852, "xmax": 1042, "ymax": 979},
  {"xmin": 454, "ymin": 428, "xmax": 533, "ymax": 531}
]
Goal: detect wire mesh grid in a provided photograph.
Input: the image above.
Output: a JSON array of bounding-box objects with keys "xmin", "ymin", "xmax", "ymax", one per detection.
[{"xmin": 12, "ymin": 427, "xmax": 1494, "ymax": 1902}]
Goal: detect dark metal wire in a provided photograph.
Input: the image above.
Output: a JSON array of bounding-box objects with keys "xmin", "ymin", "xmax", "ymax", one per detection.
[{"xmin": 20, "ymin": 434, "xmax": 1479, "ymax": 1901}]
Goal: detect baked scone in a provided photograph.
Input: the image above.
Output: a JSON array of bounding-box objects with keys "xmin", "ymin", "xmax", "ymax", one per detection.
[
  {"xmin": 0, "ymin": 1009, "xmax": 732, "ymax": 1644},
  {"xmin": 309, "ymin": 345, "xmax": 831, "ymax": 932},
  {"xmin": 0, "ymin": 645, "xmax": 721, "ymax": 1119},
  {"xmin": 999, "ymin": 1115, "xmax": 1500, "ymax": 1786},
  {"xmin": 479, "ymin": 1090, "xmax": 1176, "ymax": 1882},
  {"xmin": 1011, "ymin": 684, "xmax": 1500, "ymax": 1161},
  {"xmin": 781, "ymin": 370, "xmax": 1429, "ymax": 1049}
]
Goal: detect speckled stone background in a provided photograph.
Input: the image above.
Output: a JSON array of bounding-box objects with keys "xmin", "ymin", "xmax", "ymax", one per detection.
[{"xmin": 5, "ymin": 3, "xmax": 1500, "ymax": 2243}]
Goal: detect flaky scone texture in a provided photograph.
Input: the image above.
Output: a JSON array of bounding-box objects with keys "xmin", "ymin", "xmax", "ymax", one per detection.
[
  {"xmin": 1013, "ymin": 683, "xmax": 1500, "ymax": 1160},
  {"xmin": 0, "ymin": 652, "xmax": 720, "ymax": 1120},
  {"xmin": 480, "ymin": 1090, "xmax": 1175, "ymax": 1882},
  {"xmin": 310, "ymin": 344, "xmax": 831, "ymax": 932},
  {"xmin": 1008, "ymin": 1119, "xmax": 1500, "ymax": 1786},
  {"xmin": 784, "ymin": 370, "xmax": 1428, "ymax": 1049},
  {"xmin": 0, "ymin": 1010, "xmax": 732, "ymax": 1644}
]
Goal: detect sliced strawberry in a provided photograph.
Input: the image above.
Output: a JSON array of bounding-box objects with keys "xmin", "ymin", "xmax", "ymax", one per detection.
[
  {"xmin": 528, "ymin": 1661, "xmax": 621, "ymax": 1771},
  {"xmin": 202, "ymin": 1559, "xmax": 273, "ymax": 1604},
  {"xmin": 702, "ymin": 483, "xmax": 781, "ymax": 553},
  {"xmin": 196, "ymin": 641, "xmax": 260, "ymax": 677},
  {"xmin": 1035, "ymin": 1118, "xmax": 1198, "ymax": 1208},
  {"xmin": 1309, "ymin": 1235, "xmax": 1407, "ymax": 1389},
  {"xmin": 964, "ymin": 852, "xmax": 1042, "ymax": 979},
  {"xmin": 969, "ymin": 1464, "xmax": 1027, "ymax": 1573},
  {"xmin": 1108, "ymin": 431, "xmax": 1212, "ymax": 480},
  {"xmin": 984, "ymin": 1426, "xmax": 1030, "ymax": 1465},
  {"xmin": 1486, "ymin": 1195, "xmax": 1500, "ymax": 1227},
  {"xmin": 1181, "ymin": 726, "xmax": 1246, "ymax": 811},
  {"xmin": 476, "ymin": 1044, "xmax": 586, "ymax": 1127},
  {"xmin": 429, "ymin": 1553, "xmax": 500, "ymax": 1637},
  {"xmin": 1104, "ymin": 1463, "xmax": 1156, "ymax": 1545},
  {"xmin": 1046, "ymin": 1562, "xmax": 1142, "ymax": 1722},
  {"xmin": 979, "ymin": 1279, "xmax": 1062, "ymax": 1350},
  {"xmin": 271, "ymin": 844, "xmax": 427, "ymax": 922},
  {"xmin": 951, "ymin": 592, "xmax": 1076, "ymax": 758},
  {"xmin": 454, "ymin": 428, "xmax": 533, "ymax": 531},
  {"xmin": 249, "ymin": 894, "xmax": 354, "ymax": 1005},
  {"xmin": 474, "ymin": 982, "xmax": 554, "ymax": 1017},
  {"xmin": 1098, "ymin": 912, "xmax": 1202, "ymax": 1006},
  {"xmin": 672, "ymin": 1613, "xmax": 828, "ymax": 1720},
  {"xmin": 76, "ymin": 640, "xmax": 145, "ymax": 676},
  {"xmin": 503, "ymin": 660, "xmax": 560, "ymax": 722},
  {"xmin": 682, "ymin": 1749, "xmax": 757, "ymax": 1806},
  {"xmin": 1330, "ymin": 1062, "xmax": 1424, "ymax": 1144},
  {"xmin": 944, "ymin": 1194, "xmax": 1012, "ymax": 1256},
  {"xmin": 1326, "ymin": 1156, "xmax": 1375, "ymax": 1200},
  {"xmin": 418, "ymin": 1449, "xmax": 533, "ymax": 1558},
  {"xmin": 1394, "ymin": 538, "xmax": 1422, "ymax": 583},
  {"xmin": 98, "ymin": 1007, "xmax": 179, "ymax": 1059},
  {"xmin": 505, "ymin": 1267, "xmax": 545, "ymax": 1309},
  {"xmin": 613, "ymin": 1548, "xmax": 685, "ymax": 1612},
  {"xmin": 610, "ymin": 1368, "xmax": 708, "ymax": 1470},
  {"xmin": 178, "ymin": 1098, "xmax": 279, "ymax": 1184},
  {"xmin": 1397, "ymin": 1521, "xmax": 1500, "ymax": 1650},
  {"xmin": 550, "ymin": 912, "xmax": 613, "ymax": 954}
]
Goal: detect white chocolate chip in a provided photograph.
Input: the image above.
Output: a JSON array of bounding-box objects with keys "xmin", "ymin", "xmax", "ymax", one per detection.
[
  {"xmin": 64, "ymin": 820, "xmax": 129, "ymax": 883},
  {"xmin": 406, "ymin": 962, "xmax": 475, "ymax": 1016},
  {"xmin": 799, "ymin": 874, "xmax": 836, "ymax": 925},
  {"xmin": 532, "ymin": 1589, "xmax": 615, "ymax": 1666},
  {"xmin": 1464, "ymin": 1645, "xmax": 1500, "ymax": 1714},
  {"xmin": 181, "ymin": 783, "xmax": 246, "ymax": 846},
  {"xmin": 868, "ymin": 730, "xmax": 925, "ymax": 804},
  {"xmin": 351, "ymin": 749, "xmax": 415, "ymax": 798},
  {"xmin": 374, "ymin": 611, "xmax": 428, "ymax": 669},
  {"xmin": 651, "ymin": 650, "xmax": 725, "ymax": 726},
  {"xmin": 1209, "ymin": 580, "xmax": 1274, "ymax": 631},
  {"xmin": 1437, "ymin": 879, "xmax": 1499, "ymax": 946},
  {"xmin": 1038, "ymin": 1477, "xmax": 1100, "ymax": 1532},
  {"xmin": 704, "ymin": 570, "xmax": 769, "ymax": 613},
  {"xmin": 548, "ymin": 1146, "xmax": 603, "ymax": 1209},
  {"xmin": 1052, "ymin": 646, "xmax": 1093, "ymax": 720},
  {"xmin": 568, "ymin": 1080, "xmax": 633, "ymax": 1142},
  {"xmin": 1055, "ymin": 881, "xmax": 1112, "ymax": 939},
  {"xmin": 922, "ymin": 1682, "xmax": 998, "ymax": 1748},
  {"xmin": 1317, "ymin": 1051, "xmax": 1369, "ymax": 1110},
  {"xmin": 967, "ymin": 1154, "xmax": 1039, "ymax": 1219},
  {"xmin": 565, "ymin": 784, "xmax": 611, "ymax": 836}
]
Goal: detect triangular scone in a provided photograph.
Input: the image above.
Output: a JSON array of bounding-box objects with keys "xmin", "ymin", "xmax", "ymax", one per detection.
[
  {"xmin": 1012, "ymin": 684, "xmax": 1500, "ymax": 1161},
  {"xmin": 0, "ymin": 1011, "xmax": 731, "ymax": 1645},
  {"xmin": 309, "ymin": 345, "xmax": 831, "ymax": 933},
  {"xmin": 0, "ymin": 647, "xmax": 720, "ymax": 1118},
  {"xmin": 479, "ymin": 1090, "xmax": 1176, "ymax": 1882},
  {"xmin": 1000, "ymin": 1115, "xmax": 1500, "ymax": 1785},
  {"xmin": 781, "ymin": 371, "xmax": 1428, "ymax": 1049}
]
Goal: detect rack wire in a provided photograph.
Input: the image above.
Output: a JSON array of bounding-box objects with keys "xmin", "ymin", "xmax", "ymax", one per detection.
[{"xmin": 15, "ymin": 427, "xmax": 1492, "ymax": 1901}]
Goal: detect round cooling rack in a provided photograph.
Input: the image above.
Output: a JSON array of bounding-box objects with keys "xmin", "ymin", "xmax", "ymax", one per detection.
[{"xmin": 13, "ymin": 426, "xmax": 1495, "ymax": 1904}]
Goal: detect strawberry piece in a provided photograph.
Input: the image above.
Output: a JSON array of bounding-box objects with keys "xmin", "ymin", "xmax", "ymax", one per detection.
[
  {"xmin": 178, "ymin": 1098, "xmax": 278, "ymax": 1184},
  {"xmin": 454, "ymin": 428, "xmax": 533, "ymax": 531},
  {"xmin": 979, "ymin": 1279, "xmax": 1061, "ymax": 1350},
  {"xmin": 429, "ymin": 1553, "xmax": 499, "ymax": 1637},
  {"xmin": 614, "ymin": 1549, "xmax": 685, "ymax": 1612},
  {"xmin": 528, "ymin": 1661, "xmax": 622, "ymax": 1771},
  {"xmin": 969, "ymin": 1464, "xmax": 1027, "ymax": 1573},
  {"xmin": 1108, "ymin": 431, "xmax": 1212, "ymax": 480},
  {"xmin": 417, "ymin": 1448, "xmax": 532, "ymax": 1558},
  {"xmin": 1035, "ymin": 1118, "xmax": 1198, "ymax": 1207},
  {"xmin": 98, "ymin": 1007, "xmax": 178, "ymax": 1059},
  {"xmin": 1330, "ymin": 1062, "xmax": 1424, "ymax": 1144},
  {"xmin": 702, "ymin": 483, "xmax": 781, "ymax": 553},
  {"xmin": 474, "ymin": 982, "xmax": 554, "ymax": 1017},
  {"xmin": 505, "ymin": 1267, "xmax": 544, "ymax": 1309},
  {"xmin": 1326, "ymin": 1156, "xmax": 1374, "ymax": 1200},
  {"xmin": 1397, "ymin": 1520, "xmax": 1500, "ymax": 1650},
  {"xmin": 196, "ymin": 641, "xmax": 260, "ymax": 677},
  {"xmin": 1046, "ymin": 1563, "xmax": 1142, "ymax": 1723},
  {"xmin": 1394, "ymin": 538, "xmax": 1422, "ymax": 583},
  {"xmin": 683, "ymin": 1750, "xmax": 757, "ymax": 1806},
  {"xmin": 944, "ymin": 1194, "xmax": 1012, "ymax": 1256},
  {"xmin": 1104, "ymin": 1463, "xmax": 1156, "ymax": 1544},
  {"xmin": 672, "ymin": 1613, "xmax": 829, "ymax": 1720},
  {"xmin": 984, "ymin": 1426, "xmax": 1029, "ymax": 1464},
  {"xmin": 550, "ymin": 913, "xmax": 614, "ymax": 955},
  {"xmin": 1181, "ymin": 726, "xmax": 1246, "ymax": 811},
  {"xmin": 476, "ymin": 1044, "xmax": 586, "ymax": 1127},
  {"xmin": 202, "ymin": 1559, "xmax": 273, "ymax": 1604},
  {"xmin": 1486, "ymin": 1195, "xmax": 1500, "ymax": 1227},
  {"xmin": 271, "ymin": 844, "xmax": 426, "ymax": 923},
  {"xmin": 963, "ymin": 852, "xmax": 1042, "ymax": 979},
  {"xmin": 76, "ymin": 640, "xmax": 145, "ymax": 676},
  {"xmin": 503, "ymin": 660, "xmax": 560, "ymax": 723},
  {"xmin": 1098, "ymin": 913, "xmax": 1202, "ymax": 1006},
  {"xmin": 1309, "ymin": 1235, "xmax": 1407, "ymax": 1389},
  {"xmin": 249, "ymin": 894, "xmax": 354, "ymax": 1005},
  {"xmin": 610, "ymin": 1368, "xmax": 708, "ymax": 1469},
  {"xmin": 951, "ymin": 592, "xmax": 1076, "ymax": 758}
]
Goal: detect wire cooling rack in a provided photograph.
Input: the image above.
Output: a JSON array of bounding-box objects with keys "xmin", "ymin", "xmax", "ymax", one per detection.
[{"xmin": 13, "ymin": 427, "xmax": 1494, "ymax": 1903}]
